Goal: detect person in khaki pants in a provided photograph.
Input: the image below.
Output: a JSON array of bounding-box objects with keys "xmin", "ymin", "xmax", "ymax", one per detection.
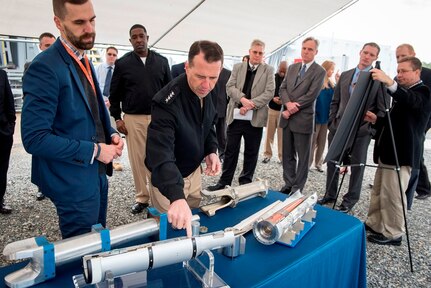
[
  {"xmin": 365, "ymin": 57, "xmax": 431, "ymax": 246},
  {"xmin": 109, "ymin": 24, "xmax": 171, "ymax": 214},
  {"xmin": 309, "ymin": 60, "xmax": 336, "ymax": 172},
  {"xmin": 145, "ymin": 41, "xmax": 223, "ymax": 236},
  {"xmin": 262, "ymin": 61, "xmax": 287, "ymax": 164}
]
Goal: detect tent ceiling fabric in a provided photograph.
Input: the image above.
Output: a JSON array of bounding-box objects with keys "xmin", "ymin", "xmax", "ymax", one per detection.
[{"xmin": 0, "ymin": 0, "xmax": 355, "ymax": 57}]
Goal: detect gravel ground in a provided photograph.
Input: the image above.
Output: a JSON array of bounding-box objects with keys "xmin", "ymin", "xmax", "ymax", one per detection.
[{"xmin": 1, "ymin": 114, "xmax": 430, "ymax": 287}]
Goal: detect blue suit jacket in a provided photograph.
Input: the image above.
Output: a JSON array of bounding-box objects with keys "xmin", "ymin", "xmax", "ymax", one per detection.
[
  {"xmin": 171, "ymin": 62, "xmax": 185, "ymax": 79},
  {"xmin": 21, "ymin": 39, "xmax": 116, "ymax": 203}
]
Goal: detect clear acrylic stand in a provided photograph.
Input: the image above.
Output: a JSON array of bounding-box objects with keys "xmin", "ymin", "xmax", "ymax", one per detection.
[{"xmin": 183, "ymin": 250, "xmax": 229, "ymax": 288}]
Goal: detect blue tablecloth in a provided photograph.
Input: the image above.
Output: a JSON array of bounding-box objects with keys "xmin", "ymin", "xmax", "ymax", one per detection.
[{"xmin": 1, "ymin": 191, "xmax": 366, "ymax": 288}]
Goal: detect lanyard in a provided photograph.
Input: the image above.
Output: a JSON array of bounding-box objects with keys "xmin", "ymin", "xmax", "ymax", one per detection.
[{"xmin": 61, "ymin": 41, "xmax": 96, "ymax": 95}]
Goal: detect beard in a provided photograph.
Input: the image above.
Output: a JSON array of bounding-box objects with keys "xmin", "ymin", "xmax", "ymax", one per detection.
[{"xmin": 63, "ymin": 25, "xmax": 95, "ymax": 50}]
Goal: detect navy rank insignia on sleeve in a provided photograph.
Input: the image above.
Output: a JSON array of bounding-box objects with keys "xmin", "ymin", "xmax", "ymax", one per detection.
[{"xmin": 165, "ymin": 90, "xmax": 175, "ymax": 104}]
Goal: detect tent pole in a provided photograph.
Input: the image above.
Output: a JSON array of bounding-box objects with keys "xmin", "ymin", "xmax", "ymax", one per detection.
[{"xmin": 150, "ymin": 0, "xmax": 206, "ymax": 49}]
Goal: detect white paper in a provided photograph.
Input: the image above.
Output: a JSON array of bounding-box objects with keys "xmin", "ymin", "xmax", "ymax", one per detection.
[{"xmin": 233, "ymin": 108, "xmax": 253, "ymax": 121}]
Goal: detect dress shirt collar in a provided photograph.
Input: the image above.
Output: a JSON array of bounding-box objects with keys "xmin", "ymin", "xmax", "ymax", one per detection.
[
  {"xmin": 355, "ymin": 65, "xmax": 372, "ymax": 74},
  {"xmin": 249, "ymin": 62, "xmax": 259, "ymax": 71},
  {"xmin": 302, "ymin": 61, "xmax": 314, "ymax": 71},
  {"xmin": 103, "ymin": 62, "xmax": 114, "ymax": 70},
  {"xmin": 60, "ymin": 36, "xmax": 86, "ymax": 60}
]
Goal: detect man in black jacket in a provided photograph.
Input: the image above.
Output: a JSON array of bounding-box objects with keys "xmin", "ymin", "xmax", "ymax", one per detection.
[
  {"xmin": 365, "ymin": 57, "xmax": 431, "ymax": 245},
  {"xmin": 0, "ymin": 69, "xmax": 15, "ymax": 214},
  {"xmin": 109, "ymin": 24, "xmax": 172, "ymax": 214},
  {"xmin": 395, "ymin": 44, "xmax": 431, "ymax": 202},
  {"xmin": 145, "ymin": 40, "xmax": 223, "ymax": 237}
]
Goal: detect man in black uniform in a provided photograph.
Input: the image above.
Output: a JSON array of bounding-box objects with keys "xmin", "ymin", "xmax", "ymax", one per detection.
[
  {"xmin": 109, "ymin": 24, "xmax": 172, "ymax": 214},
  {"xmin": 145, "ymin": 40, "xmax": 223, "ymax": 236}
]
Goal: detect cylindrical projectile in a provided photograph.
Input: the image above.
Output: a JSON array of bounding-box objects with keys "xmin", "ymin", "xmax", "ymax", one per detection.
[
  {"xmin": 83, "ymin": 230, "xmax": 235, "ymax": 284},
  {"xmin": 253, "ymin": 193, "xmax": 317, "ymax": 245}
]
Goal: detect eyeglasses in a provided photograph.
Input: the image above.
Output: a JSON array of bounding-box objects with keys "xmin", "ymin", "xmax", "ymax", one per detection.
[
  {"xmin": 251, "ymin": 50, "xmax": 264, "ymax": 56},
  {"xmin": 107, "ymin": 53, "xmax": 117, "ymax": 57}
]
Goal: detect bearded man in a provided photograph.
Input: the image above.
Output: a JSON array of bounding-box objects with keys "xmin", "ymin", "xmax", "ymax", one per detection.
[{"xmin": 21, "ymin": 0, "xmax": 123, "ymax": 238}]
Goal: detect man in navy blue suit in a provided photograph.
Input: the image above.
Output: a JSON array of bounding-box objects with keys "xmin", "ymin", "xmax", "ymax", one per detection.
[
  {"xmin": 171, "ymin": 62, "xmax": 185, "ymax": 79},
  {"xmin": 22, "ymin": 0, "xmax": 123, "ymax": 238}
]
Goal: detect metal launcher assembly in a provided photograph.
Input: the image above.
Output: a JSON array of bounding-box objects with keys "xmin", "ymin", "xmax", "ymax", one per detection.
[
  {"xmin": 79, "ymin": 230, "xmax": 236, "ymax": 287},
  {"xmin": 200, "ymin": 180, "xmax": 269, "ymax": 216},
  {"xmin": 253, "ymin": 192, "xmax": 317, "ymax": 246},
  {"xmin": 2, "ymin": 214, "xmax": 200, "ymax": 288}
]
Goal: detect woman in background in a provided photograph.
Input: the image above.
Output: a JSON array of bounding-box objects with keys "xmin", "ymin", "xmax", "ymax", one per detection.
[{"xmin": 309, "ymin": 60, "xmax": 336, "ymax": 172}]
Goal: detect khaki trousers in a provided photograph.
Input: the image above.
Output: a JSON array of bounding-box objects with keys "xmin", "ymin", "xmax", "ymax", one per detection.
[
  {"xmin": 124, "ymin": 114, "xmax": 151, "ymax": 203},
  {"xmin": 366, "ymin": 160, "xmax": 411, "ymax": 239},
  {"xmin": 309, "ymin": 123, "xmax": 328, "ymax": 169},
  {"xmin": 148, "ymin": 166, "xmax": 202, "ymax": 213},
  {"xmin": 263, "ymin": 108, "xmax": 282, "ymax": 161}
]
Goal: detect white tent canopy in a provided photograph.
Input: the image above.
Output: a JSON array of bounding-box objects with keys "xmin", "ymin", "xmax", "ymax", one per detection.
[{"xmin": 1, "ymin": 0, "xmax": 356, "ymax": 57}]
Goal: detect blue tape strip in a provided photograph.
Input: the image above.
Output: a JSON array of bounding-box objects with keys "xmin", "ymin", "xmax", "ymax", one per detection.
[
  {"xmin": 35, "ymin": 236, "xmax": 56, "ymax": 279},
  {"xmin": 92, "ymin": 224, "xmax": 111, "ymax": 251},
  {"xmin": 147, "ymin": 207, "xmax": 167, "ymax": 240}
]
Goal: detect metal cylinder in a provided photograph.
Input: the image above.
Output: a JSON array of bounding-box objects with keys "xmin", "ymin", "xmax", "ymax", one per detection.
[
  {"xmin": 191, "ymin": 221, "xmax": 200, "ymax": 236},
  {"xmin": 83, "ymin": 230, "xmax": 235, "ymax": 284},
  {"xmin": 54, "ymin": 219, "xmax": 160, "ymax": 265},
  {"xmin": 253, "ymin": 194, "xmax": 317, "ymax": 245}
]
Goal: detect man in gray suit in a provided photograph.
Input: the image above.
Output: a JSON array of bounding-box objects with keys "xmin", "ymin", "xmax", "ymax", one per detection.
[
  {"xmin": 318, "ymin": 42, "xmax": 385, "ymax": 213},
  {"xmin": 279, "ymin": 37, "xmax": 326, "ymax": 194},
  {"xmin": 208, "ymin": 39, "xmax": 275, "ymax": 190}
]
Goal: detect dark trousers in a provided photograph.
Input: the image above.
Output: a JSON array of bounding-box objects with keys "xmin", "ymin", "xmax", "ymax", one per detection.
[
  {"xmin": 405, "ymin": 156, "xmax": 430, "ymax": 209},
  {"xmin": 52, "ymin": 174, "xmax": 108, "ymax": 239},
  {"xmin": 0, "ymin": 134, "xmax": 13, "ymax": 203},
  {"xmin": 215, "ymin": 117, "xmax": 227, "ymax": 160},
  {"xmin": 219, "ymin": 120, "xmax": 263, "ymax": 185},
  {"xmin": 326, "ymin": 133, "xmax": 371, "ymax": 208},
  {"xmin": 416, "ymin": 157, "xmax": 431, "ymax": 196},
  {"xmin": 405, "ymin": 168, "xmax": 419, "ymax": 210},
  {"xmin": 282, "ymin": 126, "xmax": 312, "ymax": 192}
]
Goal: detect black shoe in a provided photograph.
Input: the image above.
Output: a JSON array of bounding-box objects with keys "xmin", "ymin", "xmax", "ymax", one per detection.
[
  {"xmin": 131, "ymin": 202, "xmax": 149, "ymax": 214},
  {"xmin": 0, "ymin": 203, "xmax": 12, "ymax": 214},
  {"xmin": 337, "ymin": 204, "xmax": 351, "ymax": 213},
  {"xmin": 36, "ymin": 192, "xmax": 46, "ymax": 201},
  {"xmin": 280, "ymin": 187, "xmax": 291, "ymax": 195},
  {"xmin": 317, "ymin": 197, "xmax": 335, "ymax": 205},
  {"xmin": 364, "ymin": 223, "xmax": 383, "ymax": 235},
  {"xmin": 367, "ymin": 234, "xmax": 402, "ymax": 246},
  {"xmin": 316, "ymin": 167, "xmax": 324, "ymax": 172},
  {"xmin": 207, "ymin": 183, "xmax": 227, "ymax": 191},
  {"xmin": 415, "ymin": 194, "xmax": 430, "ymax": 200},
  {"xmin": 368, "ymin": 183, "xmax": 374, "ymax": 189},
  {"xmin": 262, "ymin": 157, "xmax": 270, "ymax": 164}
]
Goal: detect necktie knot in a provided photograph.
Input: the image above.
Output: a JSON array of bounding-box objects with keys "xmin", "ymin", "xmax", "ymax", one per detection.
[{"xmin": 300, "ymin": 64, "xmax": 306, "ymax": 78}]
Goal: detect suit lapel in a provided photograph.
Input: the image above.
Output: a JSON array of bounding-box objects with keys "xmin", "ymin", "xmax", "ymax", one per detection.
[
  {"xmin": 238, "ymin": 62, "xmax": 247, "ymax": 91},
  {"xmin": 341, "ymin": 69, "xmax": 355, "ymax": 97},
  {"xmin": 55, "ymin": 40, "xmax": 92, "ymax": 113},
  {"xmin": 294, "ymin": 63, "xmax": 307, "ymax": 88}
]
